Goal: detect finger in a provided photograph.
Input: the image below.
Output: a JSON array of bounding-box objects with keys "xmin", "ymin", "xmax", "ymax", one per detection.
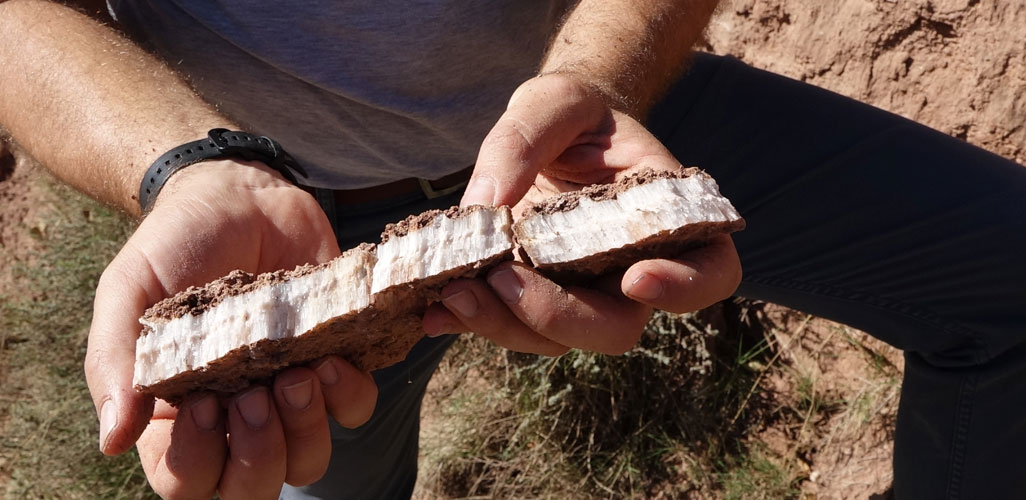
[
  {"xmin": 463, "ymin": 75, "xmax": 610, "ymax": 207},
  {"xmin": 272, "ymin": 368, "xmax": 331, "ymax": 486},
  {"xmin": 312, "ymin": 357, "xmax": 378, "ymax": 428},
  {"xmin": 621, "ymin": 235, "xmax": 743, "ymax": 314},
  {"xmin": 85, "ymin": 244, "xmax": 164, "ymax": 455},
  {"xmin": 421, "ymin": 302, "xmax": 469, "ymax": 338},
  {"xmin": 484, "ymin": 262, "xmax": 652, "ymax": 355},
  {"xmin": 553, "ymin": 108, "xmax": 681, "ymax": 179},
  {"xmin": 439, "ymin": 278, "xmax": 570, "ymax": 356},
  {"xmin": 218, "ymin": 387, "xmax": 287, "ymax": 500},
  {"xmin": 137, "ymin": 396, "xmax": 226, "ymax": 500}
]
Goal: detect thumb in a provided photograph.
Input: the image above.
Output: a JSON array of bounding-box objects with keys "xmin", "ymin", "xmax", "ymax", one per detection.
[
  {"xmin": 85, "ymin": 246, "xmax": 159, "ymax": 455},
  {"xmin": 621, "ymin": 235, "xmax": 743, "ymax": 314},
  {"xmin": 461, "ymin": 74, "xmax": 610, "ymax": 208}
]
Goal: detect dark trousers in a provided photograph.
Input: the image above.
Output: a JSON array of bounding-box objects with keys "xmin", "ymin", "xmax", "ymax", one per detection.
[
  {"xmin": 285, "ymin": 53, "xmax": 1026, "ymax": 499},
  {"xmin": 650, "ymin": 53, "xmax": 1026, "ymax": 499}
]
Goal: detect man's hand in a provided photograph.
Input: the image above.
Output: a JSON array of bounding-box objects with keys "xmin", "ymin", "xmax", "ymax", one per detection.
[
  {"xmin": 86, "ymin": 162, "xmax": 378, "ymax": 499},
  {"xmin": 422, "ymin": 73, "xmax": 742, "ymax": 355}
]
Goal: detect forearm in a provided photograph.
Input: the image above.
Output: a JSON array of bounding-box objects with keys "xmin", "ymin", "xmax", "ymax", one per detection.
[
  {"xmin": 541, "ymin": 0, "xmax": 720, "ymax": 118},
  {"xmin": 0, "ymin": 0, "xmax": 235, "ymax": 217}
]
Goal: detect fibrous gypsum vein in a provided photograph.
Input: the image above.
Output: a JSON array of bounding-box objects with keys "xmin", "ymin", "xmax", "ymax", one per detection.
[{"xmin": 134, "ymin": 168, "xmax": 744, "ymax": 404}]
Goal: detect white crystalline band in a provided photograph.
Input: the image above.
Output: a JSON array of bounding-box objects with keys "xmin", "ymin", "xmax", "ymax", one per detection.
[
  {"xmin": 371, "ymin": 208, "xmax": 513, "ymax": 294},
  {"xmin": 133, "ymin": 252, "xmax": 373, "ymax": 387},
  {"xmin": 516, "ymin": 176, "xmax": 742, "ymax": 266},
  {"xmin": 134, "ymin": 178, "xmax": 744, "ymax": 396}
]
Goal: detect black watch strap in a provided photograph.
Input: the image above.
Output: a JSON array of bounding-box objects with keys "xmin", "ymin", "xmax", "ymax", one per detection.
[{"xmin": 138, "ymin": 128, "xmax": 308, "ymax": 214}]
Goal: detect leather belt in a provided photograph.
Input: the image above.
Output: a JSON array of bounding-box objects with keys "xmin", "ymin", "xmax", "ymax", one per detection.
[{"xmin": 303, "ymin": 165, "xmax": 473, "ymax": 206}]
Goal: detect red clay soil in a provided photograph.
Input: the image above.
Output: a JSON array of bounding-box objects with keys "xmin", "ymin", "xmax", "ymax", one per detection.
[
  {"xmin": 0, "ymin": 141, "xmax": 43, "ymax": 277},
  {"xmin": 705, "ymin": 0, "xmax": 1026, "ymax": 164}
]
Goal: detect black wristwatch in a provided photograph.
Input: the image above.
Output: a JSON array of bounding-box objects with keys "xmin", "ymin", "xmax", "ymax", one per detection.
[{"xmin": 138, "ymin": 128, "xmax": 308, "ymax": 214}]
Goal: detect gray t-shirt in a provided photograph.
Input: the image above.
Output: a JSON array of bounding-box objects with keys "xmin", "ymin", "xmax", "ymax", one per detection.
[{"xmin": 109, "ymin": 1, "xmax": 569, "ymax": 189}]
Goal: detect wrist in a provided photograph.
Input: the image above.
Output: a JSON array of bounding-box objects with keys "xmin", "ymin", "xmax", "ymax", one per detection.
[
  {"xmin": 137, "ymin": 129, "xmax": 307, "ymax": 216},
  {"xmin": 150, "ymin": 159, "xmax": 298, "ymax": 214},
  {"xmin": 533, "ymin": 69, "xmax": 636, "ymax": 116}
]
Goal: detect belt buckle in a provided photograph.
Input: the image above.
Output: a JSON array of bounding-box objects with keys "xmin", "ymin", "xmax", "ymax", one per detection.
[{"xmin": 418, "ymin": 178, "xmax": 468, "ymax": 200}]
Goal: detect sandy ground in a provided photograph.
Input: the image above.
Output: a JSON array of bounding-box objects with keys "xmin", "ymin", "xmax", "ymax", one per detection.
[
  {"xmin": 705, "ymin": 0, "xmax": 1025, "ymax": 164},
  {"xmin": 0, "ymin": 142, "xmax": 43, "ymax": 280}
]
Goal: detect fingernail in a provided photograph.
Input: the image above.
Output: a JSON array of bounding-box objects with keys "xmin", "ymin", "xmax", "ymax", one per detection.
[
  {"xmin": 282, "ymin": 379, "xmax": 313, "ymax": 410},
  {"xmin": 236, "ymin": 387, "xmax": 270, "ymax": 429},
  {"xmin": 190, "ymin": 394, "xmax": 219, "ymax": 431},
  {"xmin": 98, "ymin": 399, "xmax": 117, "ymax": 452},
  {"xmin": 315, "ymin": 359, "xmax": 339, "ymax": 386},
  {"xmin": 461, "ymin": 176, "xmax": 496, "ymax": 207},
  {"xmin": 442, "ymin": 289, "xmax": 478, "ymax": 317},
  {"xmin": 424, "ymin": 322, "xmax": 444, "ymax": 337},
  {"xmin": 627, "ymin": 272, "xmax": 664, "ymax": 301},
  {"xmin": 426, "ymin": 326, "xmax": 459, "ymax": 338},
  {"xmin": 487, "ymin": 269, "xmax": 523, "ymax": 304}
]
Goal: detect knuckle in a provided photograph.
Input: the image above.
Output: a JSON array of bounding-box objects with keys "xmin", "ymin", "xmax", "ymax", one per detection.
[
  {"xmin": 483, "ymin": 118, "xmax": 534, "ymax": 155},
  {"xmin": 274, "ymin": 367, "xmax": 315, "ymax": 388},
  {"xmin": 286, "ymin": 467, "xmax": 328, "ymax": 488},
  {"xmin": 83, "ymin": 344, "xmax": 116, "ymax": 395},
  {"xmin": 533, "ymin": 72, "xmax": 588, "ymax": 99},
  {"xmin": 83, "ymin": 340, "xmax": 117, "ymax": 370},
  {"xmin": 338, "ymin": 398, "xmax": 376, "ymax": 429},
  {"xmin": 523, "ymin": 283, "xmax": 570, "ymax": 336},
  {"xmin": 161, "ymin": 484, "xmax": 216, "ymax": 500},
  {"xmin": 285, "ymin": 454, "xmax": 330, "ymax": 487},
  {"xmin": 528, "ymin": 304, "xmax": 563, "ymax": 337},
  {"xmin": 729, "ymin": 261, "xmax": 744, "ymax": 293},
  {"xmin": 282, "ymin": 418, "xmax": 324, "ymax": 442},
  {"xmin": 710, "ymin": 262, "xmax": 742, "ymax": 302},
  {"xmin": 95, "ymin": 261, "xmax": 132, "ymax": 301},
  {"xmin": 82, "ymin": 346, "xmax": 99, "ymax": 374},
  {"xmin": 324, "ymin": 376, "xmax": 377, "ymax": 428},
  {"xmin": 333, "ymin": 406, "xmax": 372, "ymax": 429}
]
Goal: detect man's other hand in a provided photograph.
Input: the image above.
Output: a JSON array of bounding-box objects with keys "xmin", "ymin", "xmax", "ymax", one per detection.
[{"xmin": 423, "ymin": 73, "xmax": 742, "ymax": 356}]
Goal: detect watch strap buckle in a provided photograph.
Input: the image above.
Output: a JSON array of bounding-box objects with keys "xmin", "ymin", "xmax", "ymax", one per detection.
[
  {"xmin": 418, "ymin": 177, "xmax": 467, "ymax": 199},
  {"xmin": 207, "ymin": 128, "xmax": 308, "ymax": 182},
  {"xmin": 138, "ymin": 129, "xmax": 309, "ymax": 214}
]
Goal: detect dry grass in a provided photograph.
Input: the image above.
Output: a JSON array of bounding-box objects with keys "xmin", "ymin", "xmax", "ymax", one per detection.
[
  {"xmin": 417, "ymin": 303, "xmax": 901, "ymax": 499},
  {"xmin": 417, "ymin": 302, "xmax": 800, "ymax": 499},
  {"xmin": 0, "ymin": 172, "xmax": 152, "ymax": 499}
]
